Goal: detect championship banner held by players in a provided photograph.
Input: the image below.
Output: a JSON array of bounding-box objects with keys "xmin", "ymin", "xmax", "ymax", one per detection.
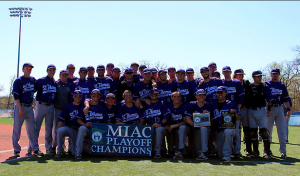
[{"xmin": 90, "ymin": 123, "xmax": 154, "ymax": 156}]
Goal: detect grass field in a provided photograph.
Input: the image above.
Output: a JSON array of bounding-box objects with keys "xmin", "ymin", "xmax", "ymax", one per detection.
[{"xmin": 1, "ymin": 118, "xmax": 299, "ymax": 175}]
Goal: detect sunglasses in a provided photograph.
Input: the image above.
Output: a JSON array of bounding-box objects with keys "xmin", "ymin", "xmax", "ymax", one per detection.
[
  {"xmin": 74, "ymin": 95, "xmax": 82, "ymax": 98},
  {"xmin": 25, "ymin": 67, "xmax": 32, "ymax": 70},
  {"xmin": 216, "ymin": 92, "xmax": 225, "ymax": 95}
]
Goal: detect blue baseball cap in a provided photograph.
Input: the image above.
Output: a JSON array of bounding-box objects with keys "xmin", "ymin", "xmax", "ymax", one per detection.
[
  {"xmin": 222, "ymin": 66, "xmax": 231, "ymax": 71},
  {"xmin": 151, "ymin": 68, "xmax": 158, "ymax": 73},
  {"xmin": 252, "ymin": 70, "xmax": 264, "ymax": 77},
  {"xmin": 23, "ymin": 63, "xmax": 34, "ymax": 69},
  {"xmin": 87, "ymin": 65, "xmax": 95, "ymax": 70},
  {"xmin": 131, "ymin": 62, "xmax": 139, "ymax": 67},
  {"xmin": 212, "ymin": 70, "xmax": 220, "ymax": 77},
  {"xmin": 143, "ymin": 68, "xmax": 152, "ymax": 74},
  {"xmin": 106, "ymin": 63, "xmax": 114, "ymax": 67},
  {"xmin": 200, "ymin": 67, "xmax": 209, "ymax": 73},
  {"xmin": 208, "ymin": 62, "xmax": 217, "ymax": 67},
  {"xmin": 216, "ymin": 86, "xmax": 227, "ymax": 93},
  {"xmin": 97, "ymin": 65, "xmax": 105, "ymax": 70},
  {"xmin": 168, "ymin": 67, "xmax": 176, "ymax": 72},
  {"xmin": 149, "ymin": 88, "xmax": 159, "ymax": 94},
  {"xmin": 106, "ymin": 93, "xmax": 116, "ymax": 99},
  {"xmin": 125, "ymin": 68, "xmax": 133, "ymax": 74},
  {"xmin": 186, "ymin": 68, "xmax": 194, "ymax": 73},
  {"xmin": 139, "ymin": 65, "xmax": 147, "ymax": 69},
  {"xmin": 112, "ymin": 67, "xmax": 121, "ymax": 72},
  {"xmin": 47, "ymin": 64, "xmax": 56, "ymax": 70},
  {"xmin": 73, "ymin": 90, "xmax": 82, "ymax": 95},
  {"xmin": 91, "ymin": 89, "xmax": 101, "ymax": 95},
  {"xmin": 234, "ymin": 69, "xmax": 245, "ymax": 75},
  {"xmin": 196, "ymin": 89, "xmax": 206, "ymax": 95},
  {"xmin": 176, "ymin": 69, "xmax": 185, "ymax": 74},
  {"xmin": 79, "ymin": 67, "xmax": 87, "ymax": 72},
  {"xmin": 271, "ymin": 68, "xmax": 280, "ymax": 74},
  {"xmin": 66, "ymin": 64, "xmax": 75, "ymax": 69},
  {"xmin": 59, "ymin": 70, "xmax": 69, "ymax": 75},
  {"xmin": 158, "ymin": 69, "xmax": 167, "ymax": 75}
]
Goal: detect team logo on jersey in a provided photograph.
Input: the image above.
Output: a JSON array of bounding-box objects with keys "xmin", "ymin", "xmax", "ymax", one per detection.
[
  {"xmin": 226, "ymin": 87, "xmax": 236, "ymax": 94},
  {"xmin": 76, "ymin": 86, "xmax": 90, "ymax": 94},
  {"xmin": 92, "ymin": 128, "xmax": 106, "ymax": 144},
  {"xmin": 94, "ymin": 83, "xmax": 110, "ymax": 90},
  {"xmin": 22, "ymin": 83, "xmax": 34, "ymax": 93},
  {"xmin": 42, "ymin": 84, "xmax": 56, "ymax": 94}
]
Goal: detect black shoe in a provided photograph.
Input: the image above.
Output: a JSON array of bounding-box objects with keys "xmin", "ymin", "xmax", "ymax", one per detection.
[
  {"xmin": 34, "ymin": 150, "xmax": 44, "ymax": 157},
  {"xmin": 173, "ymin": 151, "xmax": 183, "ymax": 160},
  {"xmin": 154, "ymin": 153, "xmax": 161, "ymax": 159},
  {"xmin": 14, "ymin": 151, "xmax": 20, "ymax": 157},
  {"xmin": 75, "ymin": 154, "xmax": 82, "ymax": 160},
  {"xmin": 234, "ymin": 153, "xmax": 242, "ymax": 159},
  {"xmin": 55, "ymin": 152, "xmax": 63, "ymax": 158}
]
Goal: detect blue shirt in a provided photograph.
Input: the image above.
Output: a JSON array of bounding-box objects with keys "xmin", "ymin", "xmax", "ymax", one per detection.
[
  {"xmin": 265, "ymin": 80, "xmax": 290, "ymax": 104},
  {"xmin": 112, "ymin": 78, "xmax": 121, "ymax": 90},
  {"xmin": 176, "ymin": 80, "xmax": 197, "ymax": 104},
  {"xmin": 156, "ymin": 81, "xmax": 177, "ymax": 104},
  {"xmin": 93, "ymin": 77, "xmax": 116, "ymax": 101},
  {"xmin": 12, "ymin": 76, "xmax": 36, "ymax": 104},
  {"xmin": 115, "ymin": 104, "xmax": 144, "ymax": 124},
  {"xmin": 222, "ymin": 79, "xmax": 245, "ymax": 105},
  {"xmin": 71, "ymin": 79, "xmax": 94, "ymax": 103},
  {"xmin": 67, "ymin": 77, "xmax": 79, "ymax": 84},
  {"xmin": 35, "ymin": 76, "xmax": 57, "ymax": 103},
  {"xmin": 143, "ymin": 101, "xmax": 170, "ymax": 125},
  {"xmin": 133, "ymin": 81, "xmax": 152, "ymax": 99},
  {"xmin": 186, "ymin": 101, "xmax": 212, "ymax": 116},
  {"xmin": 86, "ymin": 77, "xmax": 96, "ymax": 84},
  {"xmin": 59, "ymin": 103, "xmax": 84, "ymax": 129},
  {"xmin": 99, "ymin": 101, "xmax": 122, "ymax": 123},
  {"xmin": 197, "ymin": 78, "xmax": 223, "ymax": 104},
  {"xmin": 166, "ymin": 103, "xmax": 189, "ymax": 125},
  {"xmin": 79, "ymin": 103, "xmax": 109, "ymax": 123}
]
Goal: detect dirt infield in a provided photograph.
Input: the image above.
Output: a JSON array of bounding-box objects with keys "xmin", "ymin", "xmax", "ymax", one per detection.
[{"xmin": 0, "ymin": 125, "xmax": 46, "ymax": 162}]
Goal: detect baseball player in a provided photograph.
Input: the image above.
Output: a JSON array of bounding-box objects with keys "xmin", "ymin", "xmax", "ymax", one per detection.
[
  {"xmin": 115, "ymin": 90, "xmax": 145, "ymax": 124},
  {"xmin": 143, "ymin": 88, "xmax": 170, "ymax": 158},
  {"xmin": 212, "ymin": 71, "xmax": 221, "ymax": 79},
  {"xmin": 71, "ymin": 67, "xmax": 93, "ymax": 103},
  {"xmin": 247, "ymin": 70, "xmax": 273, "ymax": 158},
  {"xmin": 121, "ymin": 62, "xmax": 142, "ymax": 81},
  {"xmin": 93, "ymin": 65, "xmax": 116, "ymax": 101},
  {"xmin": 168, "ymin": 67, "xmax": 177, "ymax": 82},
  {"xmin": 133, "ymin": 68, "xmax": 153, "ymax": 106},
  {"xmin": 52, "ymin": 70, "xmax": 72, "ymax": 154},
  {"xmin": 28, "ymin": 64, "xmax": 57, "ymax": 155},
  {"xmin": 76, "ymin": 89, "xmax": 109, "ymax": 160},
  {"xmin": 185, "ymin": 68, "xmax": 200, "ymax": 87},
  {"xmin": 211, "ymin": 86, "xmax": 241, "ymax": 161},
  {"xmin": 116, "ymin": 68, "xmax": 140, "ymax": 102},
  {"xmin": 151, "ymin": 68, "xmax": 159, "ymax": 82},
  {"xmin": 208, "ymin": 62, "xmax": 217, "ymax": 78},
  {"xmin": 139, "ymin": 65, "xmax": 147, "ymax": 79},
  {"xmin": 86, "ymin": 66, "xmax": 96, "ymax": 83},
  {"xmin": 106, "ymin": 63, "xmax": 114, "ymax": 78},
  {"xmin": 55, "ymin": 90, "xmax": 84, "ymax": 158},
  {"xmin": 66, "ymin": 64, "xmax": 79, "ymax": 84},
  {"xmin": 111, "ymin": 67, "xmax": 122, "ymax": 90},
  {"xmin": 156, "ymin": 69, "xmax": 177, "ymax": 104},
  {"xmin": 12, "ymin": 63, "xmax": 44, "ymax": 157},
  {"xmin": 175, "ymin": 69, "xmax": 197, "ymax": 104},
  {"xmin": 265, "ymin": 68, "xmax": 291, "ymax": 159},
  {"xmin": 185, "ymin": 89, "xmax": 212, "ymax": 160}
]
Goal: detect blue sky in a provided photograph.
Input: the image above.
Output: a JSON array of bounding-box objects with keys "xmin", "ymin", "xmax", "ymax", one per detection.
[{"xmin": 1, "ymin": 1, "xmax": 299, "ymax": 95}]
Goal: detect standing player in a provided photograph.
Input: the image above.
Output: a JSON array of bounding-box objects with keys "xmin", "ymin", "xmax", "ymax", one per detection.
[
  {"xmin": 175, "ymin": 69, "xmax": 197, "ymax": 104},
  {"xmin": 265, "ymin": 68, "xmax": 291, "ymax": 158},
  {"xmin": 93, "ymin": 65, "xmax": 116, "ymax": 101},
  {"xmin": 186, "ymin": 68, "xmax": 199, "ymax": 87},
  {"xmin": 212, "ymin": 71, "xmax": 221, "ymax": 79},
  {"xmin": 86, "ymin": 66, "xmax": 95, "ymax": 83},
  {"xmin": 156, "ymin": 69, "xmax": 177, "ymax": 104},
  {"xmin": 66, "ymin": 64, "xmax": 78, "ymax": 84},
  {"xmin": 12, "ymin": 63, "xmax": 44, "ymax": 157},
  {"xmin": 151, "ymin": 68, "xmax": 159, "ymax": 82},
  {"xmin": 168, "ymin": 67, "xmax": 177, "ymax": 82},
  {"xmin": 134, "ymin": 68, "xmax": 153, "ymax": 106},
  {"xmin": 106, "ymin": 63, "xmax": 114, "ymax": 78},
  {"xmin": 71, "ymin": 67, "xmax": 93, "ymax": 103},
  {"xmin": 208, "ymin": 62, "xmax": 217, "ymax": 78},
  {"xmin": 131, "ymin": 62, "xmax": 142, "ymax": 80},
  {"xmin": 139, "ymin": 65, "xmax": 147, "ymax": 79},
  {"xmin": 117, "ymin": 68, "xmax": 140, "ymax": 102},
  {"xmin": 111, "ymin": 67, "xmax": 121, "ymax": 90}
]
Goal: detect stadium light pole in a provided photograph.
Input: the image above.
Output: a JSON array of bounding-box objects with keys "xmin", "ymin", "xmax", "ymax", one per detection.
[{"xmin": 9, "ymin": 7, "xmax": 33, "ymax": 78}]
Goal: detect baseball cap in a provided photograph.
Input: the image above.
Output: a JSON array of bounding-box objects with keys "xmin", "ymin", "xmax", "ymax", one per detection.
[
  {"xmin": 131, "ymin": 62, "xmax": 139, "ymax": 67},
  {"xmin": 216, "ymin": 86, "xmax": 227, "ymax": 93},
  {"xmin": 168, "ymin": 67, "xmax": 176, "ymax": 72},
  {"xmin": 212, "ymin": 71, "xmax": 221, "ymax": 77},
  {"xmin": 139, "ymin": 65, "xmax": 147, "ymax": 69},
  {"xmin": 47, "ymin": 64, "xmax": 56, "ymax": 70},
  {"xmin": 143, "ymin": 68, "xmax": 152, "ymax": 74},
  {"xmin": 252, "ymin": 70, "xmax": 264, "ymax": 77},
  {"xmin": 79, "ymin": 67, "xmax": 87, "ymax": 72},
  {"xmin": 23, "ymin": 63, "xmax": 34, "ymax": 69},
  {"xmin": 73, "ymin": 90, "xmax": 82, "ymax": 95},
  {"xmin": 158, "ymin": 69, "xmax": 167, "ymax": 75},
  {"xmin": 271, "ymin": 68, "xmax": 280, "ymax": 74},
  {"xmin": 196, "ymin": 89, "xmax": 206, "ymax": 95},
  {"xmin": 186, "ymin": 68, "xmax": 194, "ymax": 73},
  {"xmin": 106, "ymin": 63, "xmax": 114, "ymax": 67},
  {"xmin": 234, "ymin": 69, "xmax": 245, "ymax": 75},
  {"xmin": 176, "ymin": 69, "xmax": 185, "ymax": 74},
  {"xmin": 87, "ymin": 65, "xmax": 95, "ymax": 70},
  {"xmin": 66, "ymin": 64, "xmax": 75, "ymax": 69},
  {"xmin": 208, "ymin": 62, "xmax": 217, "ymax": 67},
  {"xmin": 91, "ymin": 89, "xmax": 101, "ymax": 95},
  {"xmin": 59, "ymin": 70, "xmax": 69, "ymax": 75},
  {"xmin": 151, "ymin": 68, "xmax": 158, "ymax": 73},
  {"xmin": 124, "ymin": 68, "xmax": 133, "ymax": 74},
  {"xmin": 112, "ymin": 67, "xmax": 121, "ymax": 72},
  {"xmin": 222, "ymin": 66, "xmax": 231, "ymax": 71},
  {"xmin": 200, "ymin": 67, "xmax": 209, "ymax": 73},
  {"xmin": 97, "ymin": 65, "xmax": 105, "ymax": 70},
  {"xmin": 149, "ymin": 88, "xmax": 159, "ymax": 94},
  {"xmin": 106, "ymin": 93, "xmax": 116, "ymax": 99}
]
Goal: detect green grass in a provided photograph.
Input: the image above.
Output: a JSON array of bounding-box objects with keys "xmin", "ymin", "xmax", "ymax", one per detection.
[
  {"xmin": 0, "ymin": 117, "xmax": 45, "ymax": 126},
  {"xmin": 1, "ymin": 123, "xmax": 299, "ymax": 175}
]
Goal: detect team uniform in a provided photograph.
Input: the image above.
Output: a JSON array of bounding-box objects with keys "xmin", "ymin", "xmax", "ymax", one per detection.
[
  {"xmin": 93, "ymin": 77, "xmax": 116, "ymax": 101},
  {"xmin": 133, "ymin": 81, "xmax": 152, "ymax": 100},
  {"xmin": 176, "ymin": 80, "xmax": 197, "ymax": 104},
  {"xmin": 67, "ymin": 76, "xmax": 79, "ymax": 84},
  {"xmin": 197, "ymin": 78, "xmax": 223, "ymax": 104},
  {"xmin": 99, "ymin": 101, "xmax": 121, "ymax": 123},
  {"xmin": 156, "ymin": 81, "xmax": 177, "ymax": 104},
  {"xmin": 115, "ymin": 104, "xmax": 144, "ymax": 124},
  {"xmin": 71, "ymin": 79, "xmax": 93, "ymax": 103}
]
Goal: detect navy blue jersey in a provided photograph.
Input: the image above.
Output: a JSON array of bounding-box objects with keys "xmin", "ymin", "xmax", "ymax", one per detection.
[
  {"xmin": 187, "ymin": 79, "xmax": 198, "ymax": 88},
  {"xmin": 197, "ymin": 78, "xmax": 223, "ymax": 104},
  {"xmin": 186, "ymin": 101, "xmax": 212, "ymax": 116},
  {"xmin": 79, "ymin": 104, "xmax": 109, "ymax": 123},
  {"xmin": 12, "ymin": 76, "xmax": 36, "ymax": 104},
  {"xmin": 93, "ymin": 77, "xmax": 116, "ymax": 101},
  {"xmin": 166, "ymin": 103, "xmax": 189, "ymax": 125},
  {"xmin": 71, "ymin": 79, "xmax": 94, "ymax": 103},
  {"xmin": 115, "ymin": 104, "xmax": 144, "ymax": 124},
  {"xmin": 112, "ymin": 78, "xmax": 121, "ymax": 90},
  {"xmin": 86, "ymin": 77, "xmax": 96, "ymax": 84},
  {"xmin": 176, "ymin": 80, "xmax": 197, "ymax": 104},
  {"xmin": 211, "ymin": 100, "xmax": 241, "ymax": 132},
  {"xmin": 67, "ymin": 77, "xmax": 79, "ymax": 84},
  {"xmin": 59, "ymin": 103, "xmax": 84, "ymax": 129},
  {"xmin": 99, "ymin": 101, "xmax": 122, "ymax": 123},
  {"xmin": 35, "ymin": 76, "xmax": 57, "ymax": 103},
  {"xmin": 222, "ymin": 79, "xmax": 245, "ymax": 105},
  {"xmin": 265, "ymin": 80, "xmax": 290, "ymax": 104},
  {"xmin": 143, "ymin": 101, "xmax": 171, "ymax": 125},
  {"xmin": 120, "ymin": 74, "xmax": 141, "ymax": 81},
  {"xmin": 133, "ymin": 81, "xmax": 152, "ymax": 99},
  {"xmin": 156, "ymin": 81, "xmax": 177, "ymax": 104}
]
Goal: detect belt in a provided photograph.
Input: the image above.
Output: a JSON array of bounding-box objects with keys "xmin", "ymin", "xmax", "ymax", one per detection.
[
  {"xmin": 21, "ymin": 103, "xmax": 32, "ymax": 107},
  {"xmin": 272, "ymin": 104, "xmax": 282, "ymax": 107},
  {"xmin": 250, "ymin": 107, "xmax": 265, "ymax": 110},
  {"xmin": 39, "ymin": 101, "xmax": 53, "ymax": 106}
]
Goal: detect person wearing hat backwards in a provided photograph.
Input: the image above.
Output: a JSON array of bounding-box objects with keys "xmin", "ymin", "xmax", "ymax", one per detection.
[{"xmin": 12, "ymin": 63, "xmax": 44, "ymax": 157}]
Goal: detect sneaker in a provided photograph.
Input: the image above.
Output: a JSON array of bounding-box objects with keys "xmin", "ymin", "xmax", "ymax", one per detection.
[
  {"xmin": 75, "ymin": 154, "xmax": 82, "ymax": 160},
  {"xmin": 222, "ymin": 156, "xmax": 231, "ymax": 161},
  {"xmin": 55, "ymin": 152, "xmax": 63, "ymax": 158},
  {"xmin": 33, "ymin": 150, "xmax": 44, "ymax": 157},
  {"xmin": 281, "ymin": 153, "xmax": 287, "ymax": 159},
  {"xmin": 196, "ymin": 153, "xmax": 208, "ymax": 160},
  {"xmin": 25, "ymin": 151, "xmax": 32, "ymax": 156},
  {"xmin": 154, "ymin": 153, "xmax": 161, "ymax": 159},
  {"xmin": 14, "ymin": 151, "xmax": 20, "ymax": 157},
  {"xmin": 173, "ymin": 151, "xmax": 183, "ymax": 159}
]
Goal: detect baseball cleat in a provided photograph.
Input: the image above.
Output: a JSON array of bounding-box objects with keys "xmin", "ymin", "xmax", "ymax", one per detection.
[
  {"xmin": 154, "ymin": 154, "xmax": 161, "ymax": 159},
  {"xmin": 55, "ymin": 152, "xmax": 63, "ymax": 158},
  {"xmin": 14, "ymin": 151, "xmax": 20, "ymax": 157},
  {"xmin": 281, "ymin": 153, "xmax": 287, "ymax": 159},
  {"xmin": 25, "ymin": 151, "xmax": 32, "ymax": 156},
  {"xmin": 46, "ymin": 150, "xmax": 55, "ymax": 156},
  {"xmin": 173, "ymin": 151, "xmax": 183, "ymax": 159},
  {"xmin": 222, "ymin": 156, "xmax": 231, "ymax": 161},
  {"xmin": 196, "ymin": 153, "xmax": 208, "ymax": 160},
  {"xmin": 75, "ymin": 154, "xmax": 82, "ymax": 160},
  {"xmin": 34, "ymin": 150, "xmax": 44, "ymax": 157},
  {"xmin": 263, "ymin": 152, "xmax": 272, "ymax": 159}
]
